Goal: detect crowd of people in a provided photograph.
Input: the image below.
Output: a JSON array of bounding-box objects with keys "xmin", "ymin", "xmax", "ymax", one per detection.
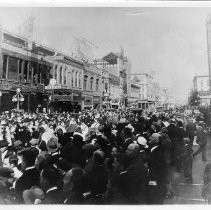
[{"xmin": 0, "ymin": 108, "xmax": 209, "ymax": 204}]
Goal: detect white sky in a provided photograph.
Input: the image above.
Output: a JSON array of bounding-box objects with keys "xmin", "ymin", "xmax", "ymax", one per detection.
[{"xmin": 0, "ymin": 6, "xmax": 210, "ymax": 104}]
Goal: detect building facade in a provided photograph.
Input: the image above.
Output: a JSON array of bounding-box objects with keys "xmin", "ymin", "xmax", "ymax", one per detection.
[
  {"xmin": 0, "ymin": 28, "xmax": 53, "ymax": 112},
  {"xmin": 45, "ymin": 54, "xmax": 84, "ymax": 112}
]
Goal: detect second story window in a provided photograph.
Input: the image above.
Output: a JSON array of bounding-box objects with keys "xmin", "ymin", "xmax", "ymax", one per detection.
[
  {"xmin": 59, "ymin": 66, "xmax": 62, "ymax": 84},
  {"xmin": 75, "ymin": 71, "xmax": 78, "ymax": 88},
  {"xmin": 90, "ymin": 77, "xmax": 94, "ymax": 91}
]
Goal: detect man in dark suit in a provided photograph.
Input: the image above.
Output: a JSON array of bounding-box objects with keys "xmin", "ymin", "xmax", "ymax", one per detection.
[
  {"xmin": 117, "ymin": 143, "xmax": 148, "ymax": 204},
  {"xmin": 147, "ymin": 133, "xmax": 167, "ymax": 204},
  {"xmin": 15, "ymin": 148, "xmax": 40, "ymax": 203},
  {"xmin": 40, "ymin": 166, "xmax": 64, "ymax": 204},
  {"xmin": 122, "ymin": 127, "xmax": 134, "ymax": 152},
  {"xmin": 186, "ymin": 118, "xmax": 196, "ymax": 146},
  {"xmin": 167, "ymin": 119, "xmax": 185, "ymax": 172}
]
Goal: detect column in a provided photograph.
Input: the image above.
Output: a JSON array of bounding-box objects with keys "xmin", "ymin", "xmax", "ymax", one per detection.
[{"xmin": 31, "ymin": 65, "xmax": 34, "ymax": 83}]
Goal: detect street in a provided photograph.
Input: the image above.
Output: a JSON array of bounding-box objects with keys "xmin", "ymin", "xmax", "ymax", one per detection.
[{"xmin": 165, "ymin": 139, "xmax": 211, "ymax": 204}]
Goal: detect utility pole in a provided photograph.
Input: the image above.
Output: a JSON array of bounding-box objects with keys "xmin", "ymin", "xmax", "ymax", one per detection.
[{"xmin": 206, "ymin": 16, "xmax": 211, "ymax": 125}]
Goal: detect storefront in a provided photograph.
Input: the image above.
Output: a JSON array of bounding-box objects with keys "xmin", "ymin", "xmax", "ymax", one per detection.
[
  {"xmin": 47, "ymin": 90, "xmax": 84, "ymax": 113},
  {"xmin": 0, "ymin": 79, "xmax": 45, "ymax": 113}
]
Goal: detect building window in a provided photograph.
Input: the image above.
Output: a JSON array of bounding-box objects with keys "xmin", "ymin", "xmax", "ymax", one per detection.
[
  {"xmin": 105, "ymin": 82, "xmax": 108, "ymax": 92},
  {"xmin": 19, "ymin": 59, "xmax": 23, "ymax": 81},
  {"xmin": 54, "ymin": 65, "xmax": 57, "ymax": 80},
  {"xmin": 72, "ymin": 70, "xmax": 74, "ymax": 87},
  {"xmin": 90, "ymin": 77, "xmax": 94, "ymax": 90},
  {"xmin": 7, "ymin": 56, "xmax": 19, "ymax": 81},
  {"xmin": 84, "ymin": 75, "xmax": 88, "ymax": 90},
  {"xmin": 96, "ymin": 78, "xmax": 99, "ymax": 91},
  {"xmin": 59, "ymin": 66, "xmax": 62, "ymax": 84},
  {"xmin": 79, "ymin": 73, "xmax": 81, "ymax": 88},
  {"xmin": 75, "ymin": 71, "xmax": 78, "ymax": 88},
  {"xmin": 2, "ymin": 55, "xmax": 7, "ymax": 79},
  {"xmin": 64, "ymin": 68, "xmax": 67, "ymax": 85}
]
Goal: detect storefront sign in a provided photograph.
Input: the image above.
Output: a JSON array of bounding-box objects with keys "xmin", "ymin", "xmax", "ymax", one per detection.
[
  {"xmin": 0, "ymin": 80, "xmax": 44, "ymax": 93},
  {"xmin": 93, "ymin": 96, "xmax": 101, "ymax": 104},
  {"xmin": 52, "ymin": 95, "xmax": 72, "ymax": 101}
]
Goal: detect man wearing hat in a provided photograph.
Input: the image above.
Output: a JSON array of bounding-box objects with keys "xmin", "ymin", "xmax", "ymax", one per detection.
[{"xmin": 15, "ymin": 148, "xmax": 40, "ymax": 203}]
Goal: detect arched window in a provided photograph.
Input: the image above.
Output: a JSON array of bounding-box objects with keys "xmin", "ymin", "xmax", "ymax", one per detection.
[{"xmin": 84, "ymin": 75, "xmax": 88, "ymax": 90}]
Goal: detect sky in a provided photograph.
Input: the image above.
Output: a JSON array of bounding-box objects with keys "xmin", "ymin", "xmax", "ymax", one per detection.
[{"xmin": 0, "ymin": 6, "xmax": 210, "ymax": 104}]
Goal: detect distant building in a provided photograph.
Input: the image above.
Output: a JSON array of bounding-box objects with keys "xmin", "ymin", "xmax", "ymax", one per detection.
[
  {"xmin": 193, "ymin": 75, "xmax": 210, "ymax": 106},
  {"xmin": 129, "ymin": 84, "xmax": 140, "ymax": 107},
  {"xmin": 131, "ymin": 73, "xmax": 155, "ymax": 109}
]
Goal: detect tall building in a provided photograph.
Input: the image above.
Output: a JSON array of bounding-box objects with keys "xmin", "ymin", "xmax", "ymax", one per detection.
[{"xmin": 95, "ymin": 50, "xmax": 131, "ymax": 108}]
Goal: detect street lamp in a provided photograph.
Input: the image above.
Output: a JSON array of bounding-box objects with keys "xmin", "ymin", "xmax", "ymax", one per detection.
[{"xmin": 12, "ymin": 88, "xmax": 24, "ymax": 111}]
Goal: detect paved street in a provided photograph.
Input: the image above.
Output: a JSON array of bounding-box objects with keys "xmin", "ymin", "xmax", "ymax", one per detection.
[{"xmin": 165, "ymin": 139, "xmax": 211, "ymax": 204}]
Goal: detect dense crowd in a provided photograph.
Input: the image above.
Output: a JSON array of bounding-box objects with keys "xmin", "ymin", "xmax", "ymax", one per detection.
[{"xmin": 0, "ymin": 108, "xmax": 209, "ymax": 204}]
